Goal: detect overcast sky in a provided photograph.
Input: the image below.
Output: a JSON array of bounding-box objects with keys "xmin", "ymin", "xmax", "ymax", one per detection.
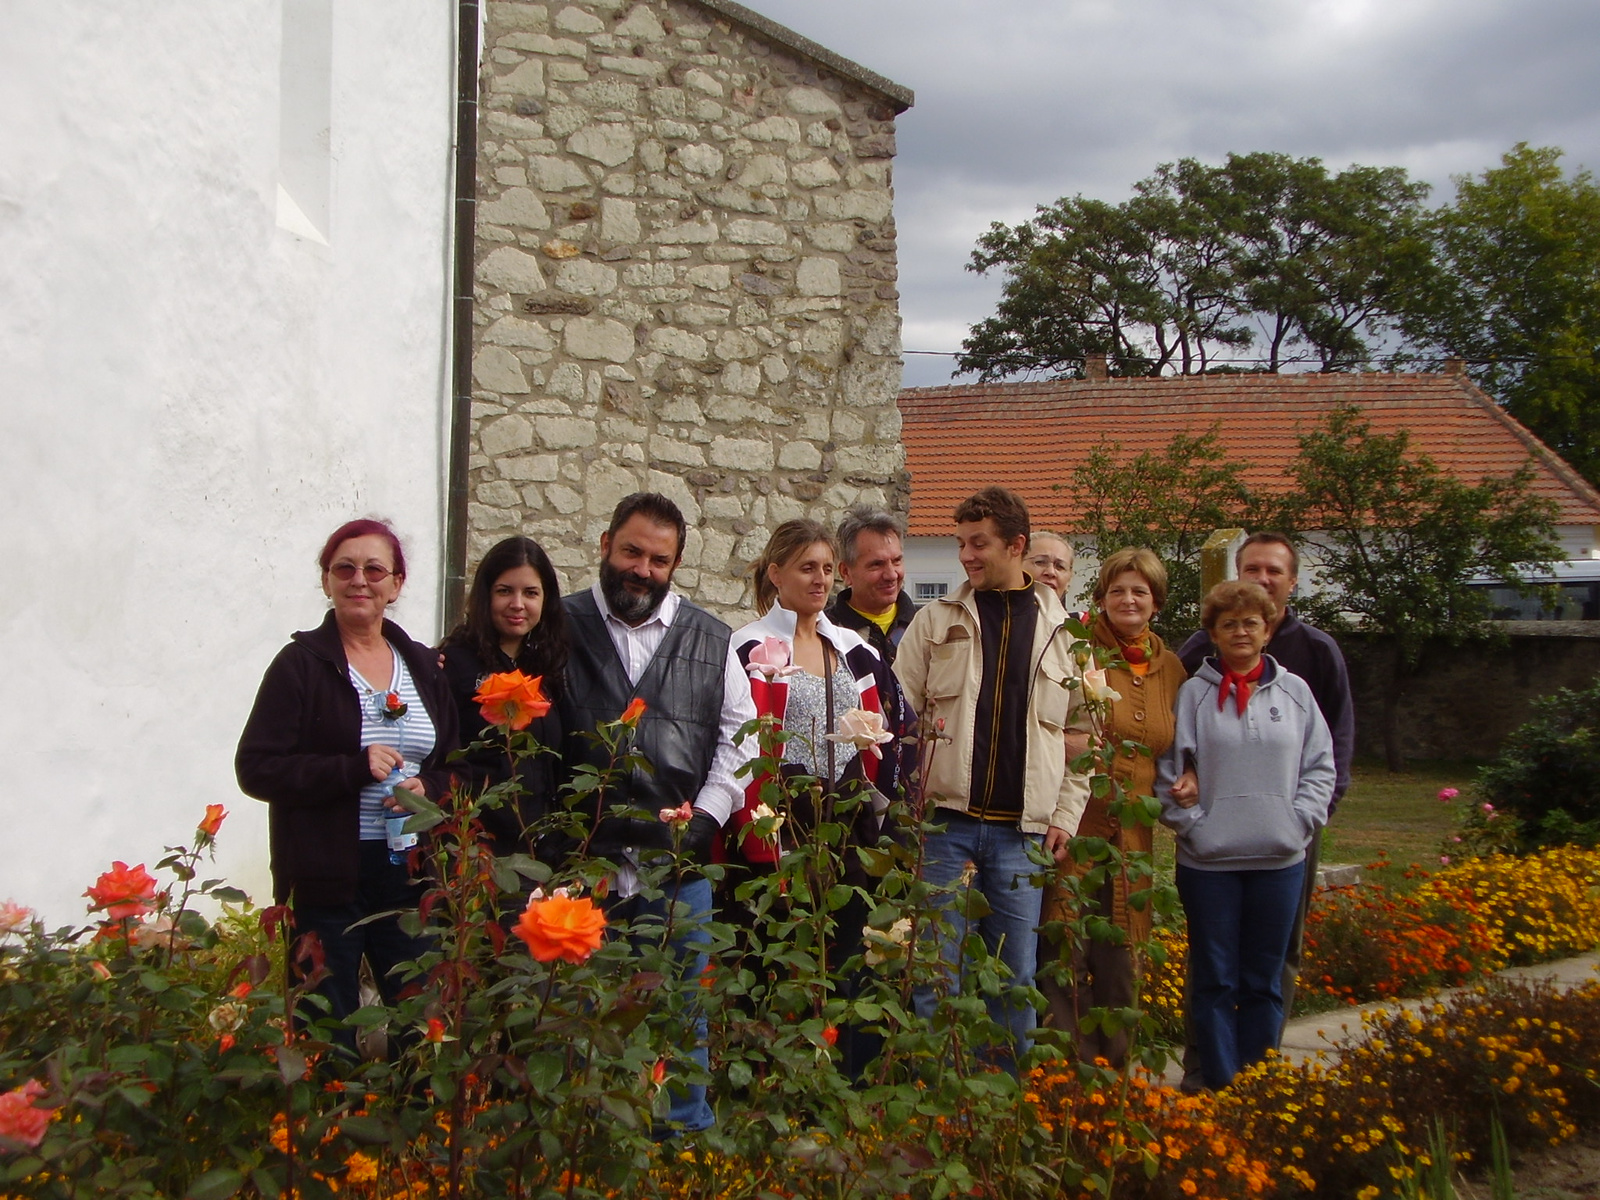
[{"xmin": 751, "ymin": 0, "xmax": 1600, "ymax": 387}]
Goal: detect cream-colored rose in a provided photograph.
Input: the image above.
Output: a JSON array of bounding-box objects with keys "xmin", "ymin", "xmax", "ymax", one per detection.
[
  {"xmin": 1081, "ymin": 667, "xmax": 1122, "ymax": 704},
  {"xmin": 824, "ymin": 708, "xmax": 895, "ymax": 758}
]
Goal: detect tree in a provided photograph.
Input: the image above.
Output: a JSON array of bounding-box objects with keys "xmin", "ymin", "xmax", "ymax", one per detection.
[
  {"xmin": 960, "ymin": 153, "xmax": 1434, "ymax": 380},
  {"xmin": 1401, "ymin": 144, "xmax": 1600, "ymax": 488},
  {"xmin": 1063, "ymin": 428, "xmax": 1261, "ymax": 638},
  {"xmin": 1285, "ymin": 405, "xmax": 1562, "ymax": 770}
]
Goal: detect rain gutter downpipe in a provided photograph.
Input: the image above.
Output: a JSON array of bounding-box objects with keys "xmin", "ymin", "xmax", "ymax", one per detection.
[{"xmin": 443, "ymin": 0, "xmax": 480, "ymax": 628}]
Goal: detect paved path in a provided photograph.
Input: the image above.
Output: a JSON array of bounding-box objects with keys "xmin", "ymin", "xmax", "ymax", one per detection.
[{"xmin": 1159, "ymin": 950, "xmax": 1600, "ymax": 1083}]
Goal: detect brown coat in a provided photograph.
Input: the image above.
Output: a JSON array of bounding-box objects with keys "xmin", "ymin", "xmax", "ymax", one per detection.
[{"xmin": 1045, "ymin": 616, "xmax": 1186, "ymax": 943}]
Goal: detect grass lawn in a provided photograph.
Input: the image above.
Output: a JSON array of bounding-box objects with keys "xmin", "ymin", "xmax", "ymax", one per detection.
[{"xmin": 1148, "ymin": 758, "xmax": 1476, "ymax": 893}]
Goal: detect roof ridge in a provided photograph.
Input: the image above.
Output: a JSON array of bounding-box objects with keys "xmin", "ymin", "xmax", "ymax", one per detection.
[{"xmin": 1446, "ymin": 375, "xmax": 1600, "ymax": 511}]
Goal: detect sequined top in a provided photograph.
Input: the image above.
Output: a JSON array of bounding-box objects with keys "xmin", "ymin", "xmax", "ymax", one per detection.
[{"xmin": 781, "ymin": 663, "xmax": 862, "ymax": 784}]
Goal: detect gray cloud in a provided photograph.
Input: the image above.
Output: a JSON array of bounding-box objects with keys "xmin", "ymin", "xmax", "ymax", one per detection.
[{"xmin": 751, "ymin": 0, "xmax": 1600, "ymax": 386}]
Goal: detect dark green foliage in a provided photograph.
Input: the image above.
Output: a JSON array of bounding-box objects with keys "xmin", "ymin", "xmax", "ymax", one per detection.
[{"xmin": 1476, "ymin": 674, "xmax": 1600, "ymax": 850}]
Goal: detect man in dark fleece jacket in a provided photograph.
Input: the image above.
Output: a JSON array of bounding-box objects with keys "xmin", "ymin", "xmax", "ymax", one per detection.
[{"xmin": 1176, "ymin": 532, "xmax": 1354, "ymax": 1076}]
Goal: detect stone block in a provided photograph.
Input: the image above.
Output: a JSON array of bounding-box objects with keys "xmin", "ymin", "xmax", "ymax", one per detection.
[
  {"xmin": 473, "ymin": 346, "xmax": 532, "ymax": 393},
  {"xmin": 545, "ymin": 105, "xmax": 589, "ymax": 138},
  {"xmin": 777, "ymin": 440, "xmax": 822, "ymax": 470},
  {"xmin": 651, "ymin": 213, "xmax": 719, "ymax": 244},
  {"xmin": 675, "ymin": 143, "xmax": 725, "ymax": 175},
  {"xmin": 500, "ymin": 33, "xmax": 585, "ymax": 56},
  {"xmin": 477, "ymin": 480, "xmax": 522, "ymax": 507},
  {"xmin": 682, "ymin": 67, "xmax": 724, "ymax": 96},
  {"xmin": 573, "ymin": 79, "xmax": 640, "ymax": 111},
  {"xmin": 725, "ymin": 218, "xmax": 786, "ymax": 245},
  {"xmin": 537, "ymin": 416, "xmax": 598, "ymax": 448},
  {"xmin": 546, "ymin": 484, "xmax": 584, "ymax": 514},
  {"xmin": 713, "ymin": 329, "xmax": 760, "ymax": 360},
  {"xmin": 586, "ymin": 461, "xmax": 641, "ymax": 515},
  {"xmin": 710, "ymin": 435, "xmax": 775, "ymax": 471},
  {"xmin": 568, "ymin": 124, "xmax": 636, "ymax": 167},
  {"xmin": 496, "ymin": 454, "xmax": 560, "ymax": 482},
  {"xmin": 548, "ymin": 361, "xmax": 585, "ymax": 399},
  {"xmin": 796, "ymin": 257, "xmax": 841, "ymax": 297},
  {"xmin": 835, "ymin": 444, "xmax": 900, "ymax": 481},
  {"xmin": 784, "ymin": 86, "xmax": 842, "ymax": 116},
  {"xmin": 721, "ymin": 360, "xmax": 762, "ymax": 395},
  {"xmin": 649, "ymin": 435, "xmax": 706, "ymax": 466},
  {"xmin": 814, "ymin": 190, "xmax": 893, "ymax": 223},
  {"xmin": 553, "ymin": 5, "xmax": 604, "ymax": 33},
  {"xmin": 743, "ymin": 115, "xmax": 801, "ymax": 143},
  {"xmin": 528, "ymin": 155, "xmax": 591, "ymax": 191},
  {"xmin": 676, "ymin": 302, "xmax": 730, "ymax": 325},
  {"xmin": 685, "ymin": 263, "xmax": 731, "ymax": 290},
  {"xmin": 598, "ymin": 55, "xmax": 662, "ymax": 78},
  {"xmin": 761, "ymin": 353, "xmax": 791, "ymax": 383},
  {"xmin": 600, "ymin": 197, "xmax": 640, "ymax": 244},
  {"xmin": 647, "ymin": 327, "xmax": 707, "ymax": 360},
  {"xmin": 643, "ymin": 469, "xmax": 702, "ymax": 525},
  {"xmin": 487, "ymin": 2, "xmax": 550, "ymax": 31},
  {"xmin": 791, "ymin": 157, "xmax": 841, "ymax": 188},
  {"xmin": 481, "ymin": 246, "xmax": 548, "ymax": 293},
  {"xmin": 479, "ymin": 187, "xmax": 552, "ymax": 229},
  {"xmin": 703, "ymin": 495, "xmax": 745, "ymax": 520},
  {"xmin": 614, "ymin": 4, "xmax": 666, "ymax": 40},
  {"xmin": 490, "ymin": 60, "xmax": 546, "ymax": 96},
  {"xmin": 469, "ymin": 502, "xmax": 516, "ymax": 531},
  {"xmin": 554, "ymin": 259, "xmax": 619, "ymax": 295},
  {"xmin": 563, "ymin": 316, "xmax": 635, "ymax": 362},
  {"xmin": 481, "ymin": 414, "xmax": 535, "ymax": 456},
  {"xmin": 548, "ymin": 60, "xmax": 589, "ymax": 83}
]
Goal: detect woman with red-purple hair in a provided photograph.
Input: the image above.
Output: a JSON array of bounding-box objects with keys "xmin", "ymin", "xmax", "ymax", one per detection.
[{"xmin": 237, "ymin": 518, "xmax": 458, "ymax": 1058}]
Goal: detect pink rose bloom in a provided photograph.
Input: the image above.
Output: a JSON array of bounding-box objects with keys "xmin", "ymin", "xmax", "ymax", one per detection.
[
  {"xmin": 0, "ymin": 1080, "xmax": 54, "ymax": 1149},
  {"xmin": 1437, "ymin": 787, "xmax": 1459, "ymax": 802},
  {"xmin": 825, "ymin": 708, "xmax": 895, "ymax": 758},
  {"xmin": 1439, "ymin": 855, "xmax": 1451, "ymax": 866},
  {"xmin": 657, "ymin": 802, "xmax": 694, "ymax": 826},
  {"xmin": 746, "ymin": 637, "xmax": 796, "ymax": 679},
  {"xmin": 0, "ymin": 901, "xmax": 31, "ymax": 938}
]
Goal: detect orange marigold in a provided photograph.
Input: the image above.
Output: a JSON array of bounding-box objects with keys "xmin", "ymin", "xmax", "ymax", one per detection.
[
  {"xmin": 474, "ymin": 670, "xmax": 551, "ymax": 731},
  {"xmin": 514, "ymin": 893, "xmax": 606, "ymax": 964}
]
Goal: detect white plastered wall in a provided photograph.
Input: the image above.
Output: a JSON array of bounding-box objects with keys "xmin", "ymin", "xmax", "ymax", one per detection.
[{"xmin": 0, "ymin": 3, "xmax": 456, "ymax": 924}]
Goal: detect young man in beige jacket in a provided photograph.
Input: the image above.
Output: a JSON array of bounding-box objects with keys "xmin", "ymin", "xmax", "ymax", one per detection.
[{"xmin": 894, "ymin": 486, "xmax": 1089, "ymax": 1064}]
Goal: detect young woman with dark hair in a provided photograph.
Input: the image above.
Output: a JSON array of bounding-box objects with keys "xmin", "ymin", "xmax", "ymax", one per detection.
[{"xmin": 439, "ymin": 536, "xmax": 567, "ymax": 859}]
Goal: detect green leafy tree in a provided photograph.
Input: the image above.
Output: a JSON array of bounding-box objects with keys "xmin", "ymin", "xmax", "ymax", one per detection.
[
  {"xmin": 960, "ymin": 153, "xmax": 1433, "ymax": 380},
  {"xmin": 1064, "ymin": 427, "xmax": 1261, "ymax": 637},
  {"xmin": 1402, "ymin": 143, "xmax": 1600, "ymax": 487},
  {"xmin": 1285, "ymin": 405, "xmax": 1561, "ymax": 770}
]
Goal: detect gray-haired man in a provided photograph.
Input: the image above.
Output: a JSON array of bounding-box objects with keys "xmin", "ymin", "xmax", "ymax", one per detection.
[{"xmin": 827, "ymin": 505, "xmax": 918, "ymax": 667}]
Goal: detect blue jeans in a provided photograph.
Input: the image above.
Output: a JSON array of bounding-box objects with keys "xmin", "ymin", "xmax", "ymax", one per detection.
[
  {"xmin": 606, "ymin": 873, "xmax": 714, "ymax": 1135},
  {"xmin": 915, "ymin": 813, "xmax": 1045, "ymax": 1064},
  {"xmin": 1177, "ymin": 861, "xmax": 1305, "ymax": 1090}
]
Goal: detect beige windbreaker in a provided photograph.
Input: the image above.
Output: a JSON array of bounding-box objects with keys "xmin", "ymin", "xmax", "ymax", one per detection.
[{"xmin": 893, "ymin": 580, "xmax": 1089, "ymax": 835}]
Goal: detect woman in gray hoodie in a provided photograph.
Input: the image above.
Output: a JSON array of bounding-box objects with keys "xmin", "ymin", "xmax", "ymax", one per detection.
[{"xmin": 1157, "ymin": 580, "xmax": 1336, "ymax": 1089}]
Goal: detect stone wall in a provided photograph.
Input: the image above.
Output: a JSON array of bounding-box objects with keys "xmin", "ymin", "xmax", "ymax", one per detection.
[
  {"xmin": 1342, "ymin": 623, "xmax": 1600, "ymax": 761},
  {"xmin": 469, "ymin": 0, "xmax": 910, "ymax": 616}
]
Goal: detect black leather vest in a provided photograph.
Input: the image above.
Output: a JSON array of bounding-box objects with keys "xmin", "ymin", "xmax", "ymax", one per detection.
[{"xmin": 561, "ymin": 590, "xmax": 731, "ymax": 819}]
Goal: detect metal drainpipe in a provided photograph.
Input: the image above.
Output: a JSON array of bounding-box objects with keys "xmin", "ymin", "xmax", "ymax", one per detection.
[{"xmin": 442, "ymin": 0, "xmax": 480, "ymax": 629}]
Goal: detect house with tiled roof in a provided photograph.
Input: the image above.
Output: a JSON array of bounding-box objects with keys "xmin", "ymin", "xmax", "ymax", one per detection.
[{"xmin": 896, "ymin": 368, "xmax": 1600, "ymax": 610}]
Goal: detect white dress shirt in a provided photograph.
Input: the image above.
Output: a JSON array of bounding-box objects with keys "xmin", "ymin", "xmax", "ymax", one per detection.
[{"xmin": 590, "ymin": 583, "xmax": 757, "ymax": 826}]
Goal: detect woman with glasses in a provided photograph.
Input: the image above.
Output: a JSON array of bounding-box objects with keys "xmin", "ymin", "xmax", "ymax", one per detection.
[
  {"xmin": 236, "ymin": 519, "xmax": 458, "ymax": 1058},
  {"xmin": 439, "ymin": 537, "xmax": 566, "ymax": 870},
  {"xmin": 1156, "ymin": 580, "xmax": 1335, "ymax": 1090}
]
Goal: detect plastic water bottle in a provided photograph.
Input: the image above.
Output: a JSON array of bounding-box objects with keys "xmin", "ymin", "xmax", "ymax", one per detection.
[{"xmin": 381, "ymin": 768, "xmax": 417, "ymax": 865}]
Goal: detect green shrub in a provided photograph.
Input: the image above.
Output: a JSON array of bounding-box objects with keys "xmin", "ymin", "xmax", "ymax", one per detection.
[{"xmin": 1476, "ymin": 674, "xmax": 1600, "ymax": 851}]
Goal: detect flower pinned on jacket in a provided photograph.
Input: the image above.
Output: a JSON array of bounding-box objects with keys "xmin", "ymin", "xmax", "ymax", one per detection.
[
  {"xmin": 84, "ymin": 861, "xmax": 160, "ymax": 922},
  {"xmin": 1081, "ymin": 668, "xmax": 1122, "ymax": 704},
  {"xmin": 474, "ymin": 670, "xmax": 551, "ymax": 731},
  {"xmin": 0, "ymin": 901, "xmax": 32, "ymax": 938},
  {"xmin": 197, "ymin": 804, "xmax": 227, "ymax": 840},
  {"xmin": 658, "ymin": 801, "xmax": 694, "ymax": 826},
  {"xmin": 381, "ymin": 691, "xmax": 408, "ymax": 720},
  {"xmin": 825, "ymin": 708, "xmax": 894, "ymax": 758},
  {"xmin": 514, "ymin": 893, "xmax": 607, "ymax": 964},
  {"xmin": 620, "ymin": 697, "xmax": 647, "ymax": 725},
  {"xmin": 1437, "ymin": 787, "xmax": 1460, "ymax": 802},
  {"xmin": 746, "ymin": 636, "xmax": 800, "ymax": 679},
  {"xmin": 0, "ymin": 1080, "xmax": 56, "ymax": 1149}
]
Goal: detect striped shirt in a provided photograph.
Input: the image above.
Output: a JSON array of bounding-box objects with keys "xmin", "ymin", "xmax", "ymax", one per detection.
[{"xmin": 351, "ymin": 647, "xmax": 437, "ymax": 840}]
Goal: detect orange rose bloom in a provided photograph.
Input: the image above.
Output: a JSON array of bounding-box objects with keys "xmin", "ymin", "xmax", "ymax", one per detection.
[
  {"xmin": 619, "ymin": 697, "xmax": 647, "ymax": 725},
  {"xmin": 474, "ymin": 670, "xmax": 551, "ymax": 731},
  {"xmin": 514, "ymin": 894, "xmax": 606, "ymax": 964},
  {"xmin": 198, "ymin": 804, "xmax": 227, "ymax": 839},
  {"xmin": 84, "ymin": 861, "xmax": 159, "ymax": 921}
]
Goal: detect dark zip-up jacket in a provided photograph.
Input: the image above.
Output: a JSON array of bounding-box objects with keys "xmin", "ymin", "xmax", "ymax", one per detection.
[{"xmin": 236, "ymin": 611, "xmax": 459, "ymax": 906}]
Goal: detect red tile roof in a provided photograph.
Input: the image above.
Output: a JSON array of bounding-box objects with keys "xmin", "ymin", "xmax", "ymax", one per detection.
[{"xmin": 898, "ymin": 372, "xmax": 1600, "ymax": 535}]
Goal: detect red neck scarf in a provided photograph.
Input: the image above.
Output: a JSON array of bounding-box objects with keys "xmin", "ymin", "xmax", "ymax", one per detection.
[
  {"xmin": 1217, "ymin": 659, "xmax": 1265, "ymax": 716},
  {"xmin": 1113, "ymin": 630, "xmax": 1152, "ymax": 677}
]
